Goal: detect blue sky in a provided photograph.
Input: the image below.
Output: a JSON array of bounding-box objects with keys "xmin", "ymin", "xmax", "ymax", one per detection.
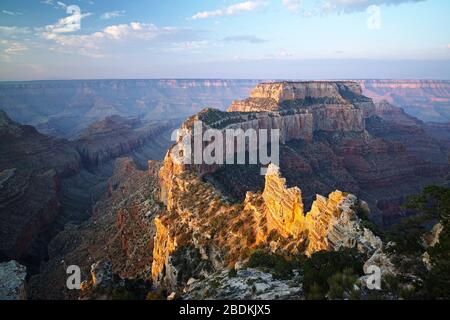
[{"xmin": 0, "ymin": 0, "xmax": 449, "ymax": 80}]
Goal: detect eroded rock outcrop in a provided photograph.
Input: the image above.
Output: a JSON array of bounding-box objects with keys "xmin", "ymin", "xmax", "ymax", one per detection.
[
  {"xmin": 152, "ymin": 81, "xmax": 448, "ymax": 290},
  {"xmin": 199, "ymin": 82, "xmax": 449, "ymax": 226},
  {"xmin": 153, "ymin": 163, "xmax": 382, "ymax": 290},
  {"xmin": 182, "ymin": 268, "xmax": 304, "ymax": 300},
  {"xmin": 0, "ymin": 261, "xmax": 27, "ymax": 300},
  {"xmin": 229, "ymin": 81, "xmax": 370, "ymax": 132},
  {"xmin": 262, "ymin": 164, "xmax": 306, "ymax": 238}
]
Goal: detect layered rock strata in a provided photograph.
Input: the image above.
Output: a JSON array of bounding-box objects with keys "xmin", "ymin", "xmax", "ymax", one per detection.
[
  {"xmin": 153, "ymin": 163, "xmax": 382, "ymax": 290},
  {"xmin": 229, "ymin": 81, "xmax": 370, "ymax": 131},
  {"xmin": 75, "ymin": 115, "xmax": 176, "ymax": 167}
]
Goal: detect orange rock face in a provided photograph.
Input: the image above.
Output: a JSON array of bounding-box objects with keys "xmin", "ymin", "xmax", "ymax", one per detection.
[
  {"xmin": 262, "ymin": 164, "xmax": 306, "ymax": 238},
  {"xmin": 151, "ymin": 217, "xmax": 176, "ymax": 283},
  {"xmin": 153, "ymin": 161, "xmax": 381, "ymax": 288}
]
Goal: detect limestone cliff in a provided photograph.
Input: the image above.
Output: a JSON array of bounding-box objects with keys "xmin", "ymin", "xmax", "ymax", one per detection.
[
  {"xmin": 153, "ymin": 163, "xmax": 382, "ymax": 290},
  {"xmin": 152, "ymin": 80, "xmax": 448, "ymax": 290},
  {"xmin": 75, "ymin": 115, "xmax": 176, "ymax": 167},
  {"xmin": 201, "ymin": 82, "xmax": 448, "ymax": 226},
  {"xmin": 262, "ymin": 164, "xmax": 306, "ymax": 238},
  {"xmin": 228, "ymin": 81, "xmax": 372, "ymax": 131}
]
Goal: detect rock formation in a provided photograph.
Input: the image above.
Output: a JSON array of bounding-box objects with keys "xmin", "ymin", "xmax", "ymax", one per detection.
[
  {"xmin": 182, "ymin": 268, "xmax": 303, "ymax": 300},
  {"xmin": 29, "ymin": 158, "xmax": 162, "ymax": 300},
  {"xmin": 198, "ymin": 82, "xmax": 449, "ymax": 225},
  {"xmin": 0, "ymin": 108, "xmax": 176, "ymax": 275},
  {"xmin": 374, "ymin": 100, "xmax": 423, "ymax": 127},
  {"xmin": 262, "ymin": 164, "xmax": 306, "ymax": 238},
  {"xmin": 229, "ymin": 81, "xmax": 370, "ymax": 132},
  {"xmin": 0, "ymin": 261, "xmax": 27, "ymax": 300},
  {"xmin": 152, "ymin": 81, "xmax": 448, "ymax": 291},
  {"xmin": 154, "ymin": 161, "xmax": 382, "ymax": 290},
  {"xmin": 5, "ymin": 80, "xmax": 448, "ymax": 300}
]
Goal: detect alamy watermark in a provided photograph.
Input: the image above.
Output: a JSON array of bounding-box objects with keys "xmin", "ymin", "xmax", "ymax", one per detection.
[
  {"xmin": 66, "ymin": 265, "xmax": 81, "ymax": 290},
  {"xmin": 365, "ymin": 265, "xmax": 382, "ymax": 290},
  {"xmin": 170, "ymin": 121, "xmax": 280, "ymax": 175}
]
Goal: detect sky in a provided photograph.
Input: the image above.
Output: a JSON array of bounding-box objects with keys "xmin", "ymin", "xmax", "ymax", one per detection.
[{"xmin": 0, "ymin": 0, "xmax": 449, "ymax": 80}]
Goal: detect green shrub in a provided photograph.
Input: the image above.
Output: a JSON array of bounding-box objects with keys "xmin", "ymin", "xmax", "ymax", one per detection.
[
  {"xmin": 247, "ymin": 250, "xmax": 294, "ymax": 280},
  {"xmin": 327, "ymin": 268, "xmax": 358, "ymax": 300},
  {"xmin": 228, "ymin": 268, "xmax": 238, "ymax": 278},
  {"xmin": 302, "ymin": 248, "xmax": 365, "ymax": 300}
]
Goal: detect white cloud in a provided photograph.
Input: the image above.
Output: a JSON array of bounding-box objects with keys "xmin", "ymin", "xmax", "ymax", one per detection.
[
  {"xmin": 43, "ymin": 22, "xmax": 198, "ymax": 58},
  {"xmin": 321, "ymin": 0, "xmax": 426, "ymax": 13},
  {"xmin": 282, "ymin": 0, "xmax": 302, "ymax": 12},
  {"xmin": 0, "ymin": 40, "xmax": 28, "ymax": 61},
  {"xmin": 3, "ymin": 42, "xmax": 28, "ymax": 54},
  {"xmin": 102, "ymin": 22, "xmax": 162, "ymax": 40},
  {"xmin": 0, "ymin": 26, "xmax": 32, "ymax": 36},
  {"xmin": 100, "ymin": 10, "xmax": 125, "ymax": 20},
  {"xmin": 41, "ymin": 0, "xmax": 55, "ymax": 6},
  {"xmin": 150, "ymin": 40, "xmax": 210, "ymax": 53},
  {"xmin": 0, "ymin": 26, "xmax": 33, "ymax": 45},
  {"xmin": 190, "ymin": 1, "xmax": 264, "ymax": 20},
  {"xmin": 56, "ymin": 1, "xmax": 67, "ymax": 9},
  {"xmin": 2, "ymin": 10, "xmax": 23, "ymax": 16},
  {"xmin": 41, "ymin": 0, "xmax": 68, "ymax": 9}
]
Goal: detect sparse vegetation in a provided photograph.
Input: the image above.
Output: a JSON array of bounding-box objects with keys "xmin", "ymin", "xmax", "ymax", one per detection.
[
  {"xmin": 301, "ymin": 248, "xmax": 365, "ymax": 300},
  {"xmin": 246, "ymin": 249, "xmax": 295, "ymax": 280}
]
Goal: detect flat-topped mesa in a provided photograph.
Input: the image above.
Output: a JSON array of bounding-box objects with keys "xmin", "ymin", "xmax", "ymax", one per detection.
[
  {"xmin": 228, "ymin": 81, "xmax": 374, "ymax": 132},
  {"xmin": 229, "ymin": 81, "xmax": 367, "ymax": 110},
  {"xmin": 159, "ymin": 81, "xmax": 373, "ymax": 204},
  {"xmin": 250, "ymin": 81, "xmax": 362, "ymax": 104}
]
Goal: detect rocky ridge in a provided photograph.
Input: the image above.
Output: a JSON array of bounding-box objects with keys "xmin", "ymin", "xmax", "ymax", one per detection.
[
  {"xmin": 154, "ymin": 161, "xmax": 383, "ymax": 291},
  {"xmin": 200, "ymin": 82, "xmax": 449, "ymax": 225},
  {"xmin": 0, "ymin": 109, "xmax": 176, "ymax": 274},
  {"xmin": 152, "ymin": 81, "xmax": 448, "ymax": 292}
]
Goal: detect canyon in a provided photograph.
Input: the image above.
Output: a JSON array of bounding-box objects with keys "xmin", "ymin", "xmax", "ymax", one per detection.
[
  {"xmin": 0, "ymin": 110, "xmax": 178, "ymax": 273},
  {"xmin": 149, "ymin": 81, "xmax": 447, "ymax": 292},
  {"xmin": 0, "ymin": 80, "xmax": 448, "ymax": 300},
  {"xmin": 0, "ymin": 80, "xmax": 261, "ymax": 139},
  {"xmin": 358, "ymin": 80, "xmax": 450, "ymax": 123},
  {"xmin": 1, "ymin": 79, "xmax": 448, "ymax": 140}
]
